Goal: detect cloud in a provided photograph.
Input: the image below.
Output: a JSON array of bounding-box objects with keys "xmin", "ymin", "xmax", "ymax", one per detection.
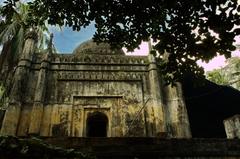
[
  {"xmin": 124, "ymin": 42, "xmax": 148, "ymax": 56},
  {"xmin": 234, "ymin": 35, "xmax": 240, "ymax": 45},
  {"xmin": 197, "ymin": 55, "xmax": 227, "ymax": 72}
]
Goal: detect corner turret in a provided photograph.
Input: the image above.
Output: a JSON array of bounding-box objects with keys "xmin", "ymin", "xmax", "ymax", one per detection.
[{"xmin": 1, "ymin": 31, "xmax": 38, "ymax": 135}]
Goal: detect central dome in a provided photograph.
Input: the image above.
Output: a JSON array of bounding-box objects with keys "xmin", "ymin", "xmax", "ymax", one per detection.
[{"xmin": 73, "ymin": 39, "xmax": 125, "ymax": 55}]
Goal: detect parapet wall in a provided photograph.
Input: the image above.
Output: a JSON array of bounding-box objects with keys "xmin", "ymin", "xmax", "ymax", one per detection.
[{"xmin": 43, "ymin": 137, "xmax": 240, "ymax": 159}]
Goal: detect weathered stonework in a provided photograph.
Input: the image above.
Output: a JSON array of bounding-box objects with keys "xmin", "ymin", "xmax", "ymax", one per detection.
[
  {"xmin": 224, "ymin": 114, "xmax": 240, "ymax": 139},
  {"xmin": 0, "ymin": 38, "xmax": 191, "ymax": 138}
]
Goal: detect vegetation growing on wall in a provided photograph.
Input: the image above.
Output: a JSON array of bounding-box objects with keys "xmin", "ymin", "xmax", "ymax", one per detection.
[{"xmin": 0, "ymin": 136, "xmax": 96, "ymax": 159}]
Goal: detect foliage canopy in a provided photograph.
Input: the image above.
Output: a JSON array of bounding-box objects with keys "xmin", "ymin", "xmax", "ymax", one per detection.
[
  {"xmin": 206, "ymin": 69, "xmax": 228, "ymax": 85},
  {"xmin": 2, "ymin": 0, "xmax": 240, "ymax": 82},
  {"xmin": 206, "ymin": 57, "xmax": 240, "ymax": 86},
  {"xmin": 0, "ymin": 1, "xmax": 52, "ymax": 72}
]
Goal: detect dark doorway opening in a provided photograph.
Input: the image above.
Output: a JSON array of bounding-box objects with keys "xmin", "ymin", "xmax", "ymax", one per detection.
[{"xmin": 86, "ymin": 112, "xmax": 108, "ymax": 137}]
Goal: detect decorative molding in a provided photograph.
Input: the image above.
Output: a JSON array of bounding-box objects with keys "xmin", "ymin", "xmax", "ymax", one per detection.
[
  {"xmin": 57, "ymin": 71, "xmax": 145, "ymax": 81},
  {"xmin": 73, "ymin": 95, "xmax": 123, "ymax": 107},
  {"xmin": 50, "ymin": 54, "xmax": 148, "ymax": 65},
  {"xmin": 31, "ymin": 54, "xmax": 149, "ymax": 72}
]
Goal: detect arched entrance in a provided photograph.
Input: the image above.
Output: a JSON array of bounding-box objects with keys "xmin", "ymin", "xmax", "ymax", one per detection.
[{"xmin": 86, "ymin": 112, "xmax": 108, "ymax": 137}]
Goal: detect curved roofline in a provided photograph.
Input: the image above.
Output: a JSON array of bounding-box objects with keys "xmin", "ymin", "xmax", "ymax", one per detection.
[{"xmin": 73, "ymin": 39, "xmax": 125, "ymax": 55}]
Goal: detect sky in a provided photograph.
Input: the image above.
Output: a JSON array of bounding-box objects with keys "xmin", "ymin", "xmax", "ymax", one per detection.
[
  {"xmin": 50, "ymin": 24, "xmax": 150, "ymax": 56},
  {"xmin": 49, "ymin": 23, "xmax": 96, "ymax": 53}
]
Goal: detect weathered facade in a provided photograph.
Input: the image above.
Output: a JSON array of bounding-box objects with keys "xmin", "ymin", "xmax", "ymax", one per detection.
[
  {"xmin": 224, "ymin": 114, "xmax": 240, "ymax": 139},
  {"xmin": 0, "ymin": 32, "xmax": 191, "ymax": 138}
]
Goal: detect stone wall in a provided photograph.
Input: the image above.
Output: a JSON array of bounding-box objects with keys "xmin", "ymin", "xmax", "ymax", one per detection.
[
  {"xmin": 1, "ymin": 137, "xmax": 240, "ymax": 159},
  {"xmin": 15, "ymin": 53, "xmax": 150, "ymax": 137},
  {"xmin": 164, "ymin": 83, "xmax": 191, "ymax": 138},
  {"xmin": 0, "ymin": 37, "xmax": 191, "ymax": 138},
  {"xmin": 224, "ymin": 115, "xmax": 240, "ymax": 139},
  {"xmin": 43, "ymin": 137, "xmax": 240, "ymax": 159}
]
